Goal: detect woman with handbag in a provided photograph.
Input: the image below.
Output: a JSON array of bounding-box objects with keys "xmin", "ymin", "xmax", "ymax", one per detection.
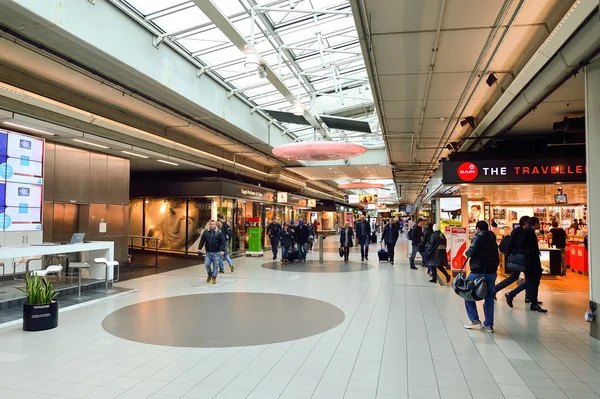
[
  {"xmin": 463, "ymin": 221, "xmax": 500, "ymax": 333},
  {"xmin": 426, "ymin": 224, "xmax": 451, "ymax": 283},
  {"xmin": 339, "ymin": 222, "xmax": 354, "ymax": 262}
]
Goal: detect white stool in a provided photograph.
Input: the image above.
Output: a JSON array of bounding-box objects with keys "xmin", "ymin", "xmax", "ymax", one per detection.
[
  {"xmin": 31, "ymin": 265, "xmax": 63, "ymax": 281},
  {"xmin": 14, "ymin": 256, "xmax": 43, "ymax": 279},
  {"xmin": 94, "ymin": 258, "xmax": 119, "ymax": 292},
  {"xmin": 70, "ymin": 262, "xmax": 90, "ymax": 297}
]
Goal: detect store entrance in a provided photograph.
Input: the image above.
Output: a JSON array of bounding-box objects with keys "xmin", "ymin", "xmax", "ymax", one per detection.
[{"xmin": 453, "ymin": 183, "xmax": 588, "ymax": 292}]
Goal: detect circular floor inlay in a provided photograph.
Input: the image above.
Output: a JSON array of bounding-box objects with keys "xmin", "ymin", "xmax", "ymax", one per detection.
[
  {"xmin": 102, "ymin": 293, "xmax": 345, "ymax": 348},
  {"xmin": 262, "ymin": 260, "xmax": 374, "ymax": 273}
]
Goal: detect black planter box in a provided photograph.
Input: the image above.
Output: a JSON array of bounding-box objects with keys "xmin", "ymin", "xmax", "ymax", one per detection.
[{"xmin": 23, "ymin": 301, "xmax": 58, "ymax": 331}]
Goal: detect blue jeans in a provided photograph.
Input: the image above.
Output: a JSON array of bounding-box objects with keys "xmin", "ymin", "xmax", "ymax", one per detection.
[
  {"xmin": 464, "ymin": 273, "xmax": 497, "ymax": 328},
  {"xmin": 298, "ymin": 243, "xmax": 308, "ymax": 261},
  {"xmin": 281, "ymin": 245, "xmax": 290, "ymax": 260},
  {"xmin": 219, "ymin": 241, "xmax": 232, "ymax": 272},
  {"xmin": 410, "ymin": 245, "xmax": 420, "ymax": 267},
  {"xmin": 205, "ymin": 252, "xmax": 221, "ymax": 278}
]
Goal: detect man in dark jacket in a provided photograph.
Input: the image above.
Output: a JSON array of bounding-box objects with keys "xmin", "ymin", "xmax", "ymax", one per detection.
[
  {"xmin": 419, "ymin": 222, "xmax": 434, "ymax": 273},
  {"xmin": 198, "ymin": 220, "xmax": 226, "ymax": 284},
  {"xmin": 463, "ymin": 221, "xmax": 499, "ymax": 333},
  {"xmin": 279, "ymin": 223, "xmax": 293, "ymax": 264},
  {"xmin": 266, "ymin": 217, "xmax": 282, "ymax": 260},
  {"xmin": 381, "ymin": 217, "xmax": 400, "ymax": 264},
  {"xmin": 504, "ymin": 217, "xmax": 547, "ymax": 312},
  {"xmin": 409, "ymin": 218, "xmax": 425, "ymax": 269},
  {"xmin": 549, "ymin": 220, "xmax": 567, "ymax": 275},
  {"xmin": 495, "ymin": 216, "xmax": 529, "ymax": 297},
  {"xmin": 355, "ymin": 215, "xmax": 371, "ymax": 261},
  {"xmin": 295, "ymin": 220, "xmax": 310, "ymax": 263}
]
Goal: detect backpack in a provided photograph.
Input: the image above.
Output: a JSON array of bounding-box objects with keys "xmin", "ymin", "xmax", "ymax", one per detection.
[
  {"xmin": 220, "ymin": 220, "xmax": 232, "ymax": 241},
  {"xmin": 407, "ymin": 228, "xmax": 412, "ymax": 241}
]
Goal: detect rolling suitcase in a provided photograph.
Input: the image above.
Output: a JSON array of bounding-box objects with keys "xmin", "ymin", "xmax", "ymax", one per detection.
[
  {"xmin": 370, "ymin": 232, "xmax": 377, "ymax": 243},
  {"xmin": 378, "ymin": 244, "xmax": 389, "ymax": 262},
  {"xmin": 287, "ymin": 248, "xmax": 299, "ymax": 262}
]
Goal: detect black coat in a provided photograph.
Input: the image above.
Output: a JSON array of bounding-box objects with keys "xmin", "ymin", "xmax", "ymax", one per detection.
[
  {"xmin": 419, "ymin": 227, "xmax": 433, "ymax": 252},
  {"xmin": 295, "ymin": 225, "xmax": 310, "ymax": 245},
  {"xmin": 356, "ymin": 220, "xmax": 371, "ymax": 244},
  {"xmin": 465, "ymin": 230, "xmax": 499, "ymax": 274},
  {"xmin": 411, "ymin": 224, "xmax": 423, "ymax": 246},
  {"xmin": 427, "ymin": 231, "xmax": 447, "ymax": 267},
  {"xmin": 198, "ymin": 228, "xmax": 226, "ymax": 253},
  {"xmin": 267, "ymin": 222, "xmax": 282, "ymax": 239},
  {"xmin": 279, "ymin": 229, "xmax": 293, "ymax": 247},
  {"xmin": 381, "ymin": 223, "xmax": 399, "ymax": 244},
  {"xmin": 340, "ymin": 227, "xmax": 354, "ymax": 247},
  {"xmin": 507, "ymin": 227, "xmax": 541, "ymax": 273}
]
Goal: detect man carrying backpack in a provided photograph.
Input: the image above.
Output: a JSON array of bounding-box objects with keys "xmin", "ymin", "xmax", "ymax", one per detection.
[{"xmin": 217, "ymin": 212, "xmax": 234, "ymax": 273}]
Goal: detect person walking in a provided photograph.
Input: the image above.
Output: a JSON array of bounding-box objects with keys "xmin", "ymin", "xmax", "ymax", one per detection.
[
  {"xmin": 340, "ymin": 222, "xmax": 354, "ymax": 262},
  {"xmin": 495, "ymin": 216, "xmax": 529, "ymax": 296},
  {"xmin": 463, "ymin": 221, "xmax": 500, "ymax": 332},
  {"xmin": 279, "ymin": 223, "xmax": 293, "ymax": 264},
  {"xmin": 295, "ymin": 220, "xmax": 310, "ymax": 263},
  {"xmin": 409, "ymin": 218, "xmax": 425, "ymax": 270},
  {"xmin": 356, "ymin": 215, "xmax": 371, "ymax": 261},
  {"xmin": 216, "ymin": 212, "xmax": 234, "ymax": 273},
  {"xmin": 307, "ymin": 222, "xmax": 315, "ymax": 252},
  {"xmin": 548, "ymin": 220, "xmax": 567, "ymax": 275},
  {"xmin": 419, "ymin": 222, "xmax": 434, "ymax": 274},
  {"xmin": 266, "ymin": 217, "xmax": 282, "ymax": 260},
  {"xmin": 427, "ymin": 224, "xmax": 451, "ymax": 283},
  {"xmin": 313, "ymin": 220, "xmax": 319, "ymax": 235},
  {"xmin": 504, "ymin": 217, "xmax": 547, "ymax": 312},
  {"xmin": 198, "ymin": 219, "xmax": 226, "ymax": 284},
  {"xmin": 381, "ymin": 217, "xmax": 399, "ymax": 265}
]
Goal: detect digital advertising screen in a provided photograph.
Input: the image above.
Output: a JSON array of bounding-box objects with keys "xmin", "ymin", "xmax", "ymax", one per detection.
[{"xmin": 0, "ymin": 131, "xmax": 44, "ymax": 231}]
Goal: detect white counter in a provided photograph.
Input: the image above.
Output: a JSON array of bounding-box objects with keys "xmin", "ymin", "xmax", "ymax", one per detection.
[{"xmin": 0, "ymin": 241, "xmax": 115, "ymax": 280}]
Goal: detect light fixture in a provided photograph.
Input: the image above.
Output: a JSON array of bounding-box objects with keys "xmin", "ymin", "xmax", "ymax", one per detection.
[
  {"xmin": 121, "ymin": 150, "xmax": 149, "ymax": 159},
  {"xmin": 257, "ymin": 65, "xmax": 267, "ymax": 79},
  {"xmin": 439, "ymin": 117, "xmax": 445, "ymax": 121},
  {"xmin": 446, "ymin": 142, "xmax": 459, "ymax": 151},
  {"xmin": 73, "ymin": 139, "xmax": 110, "ymax": 149},
  {"xmin": 2, "ymin": 121, "xmax": 55, "ymax": 136},
  {"xmin": 486, "ymin": 73, "xmax": 498, "ymax": 87},
  {"xmin": 157, "ymin": 159, "xmax": 179, "ymax": 166},
  {"xmin": 244, "ymin": 53, "xmax": 260, "ymax": 70},
  {"xmin": 292, "ymin": 101, "xmax": 304, "ymax": 116}
]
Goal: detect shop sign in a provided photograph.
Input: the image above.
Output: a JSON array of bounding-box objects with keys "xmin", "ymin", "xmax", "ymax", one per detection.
[
  {"xmin": 347, "ymin": 195, "xmax": 359, "ymax": 203},
  {"xmin": 484, "ymin": 202, "xmax": 491, "ymax": 223},
  {"xmin": 277, "ymin": 192, "xmax": 288, "ymax": 203},
  {"xmin": 450, "ymin": 227, "xmax": 468, "ymax": 271},
  {"xmin": 443, "ymin": 158, "xmax": 587, "ymax": 184},
  {"xmin": 359, "ymin": 194, "xmax": 377, "ymax": 204},
  {"xmin": 241, "ymin": 188, "xmax": 263, "ymax": 198},
  {"xmin": 307, "ymin": 199, "xmax": 316, "ymax": 207}
]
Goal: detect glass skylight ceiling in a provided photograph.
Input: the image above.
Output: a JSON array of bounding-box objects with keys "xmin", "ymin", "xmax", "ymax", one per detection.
[{"xmin": 117, "ymin": 0, "xmax": 381, "ymax": 147}]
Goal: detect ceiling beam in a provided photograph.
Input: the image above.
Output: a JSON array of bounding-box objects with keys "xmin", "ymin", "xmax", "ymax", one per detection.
[{"xmin": 192, "ymin": 0, "xmax": 331, "ymax": 140}]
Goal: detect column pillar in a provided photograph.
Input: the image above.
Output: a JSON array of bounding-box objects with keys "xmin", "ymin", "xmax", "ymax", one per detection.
[{"xmin": 585, "ymin": 57, "xmax": 600, "ymax": 339}]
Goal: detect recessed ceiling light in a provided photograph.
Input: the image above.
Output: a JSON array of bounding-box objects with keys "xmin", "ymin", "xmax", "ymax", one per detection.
[
  {"xmin": 440, "ymin": 117, "xmax": 445, "ymax": 120},
  {"xmin": 73, "ymin": 139, "xmax": 110, "ymax": 149},
  {"xmin": 3, "ymin": 121, "xmax": 55, "ymax": 136},
  {"xmin": 157, "ymin": 159, "xmax": 179, "ymax": 166},
  {"xmin": 121, "ymin": 150, "xmax": 149, "ymax": 159},
  {"xmin": 329, "ymin": 167, "xmax": 332, "ymax": 170}
]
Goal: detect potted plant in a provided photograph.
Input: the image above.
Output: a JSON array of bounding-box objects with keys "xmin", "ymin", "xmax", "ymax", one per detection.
[{"xmin": 18, "ymin": 274, "xmax": 59, "ymax": 331}]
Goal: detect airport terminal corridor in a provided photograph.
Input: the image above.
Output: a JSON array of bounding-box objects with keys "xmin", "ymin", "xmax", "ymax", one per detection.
[{"xmin": 0, "ymin": 238, "xmax": 595, "ymax": 399}]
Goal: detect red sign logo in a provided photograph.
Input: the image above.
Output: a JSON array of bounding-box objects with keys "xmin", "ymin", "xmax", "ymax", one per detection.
[{"xmin": 458, "ymin": 162, "xmax": 478, "ymax": 181}]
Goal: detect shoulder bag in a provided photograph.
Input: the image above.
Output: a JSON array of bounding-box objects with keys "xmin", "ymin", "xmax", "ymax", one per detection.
[{"xmin": 451, "ymin": 258, "xmax": 487, "ymax": 301}]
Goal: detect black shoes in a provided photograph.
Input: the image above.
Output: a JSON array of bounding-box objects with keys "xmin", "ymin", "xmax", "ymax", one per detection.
[
  {"xmin": 446, "ymin": 275, "xmax": 451, "ymax": 284},
  {"xmin": 429, "ymin": 279, "xmax": 437, "ymax": 283},
  {"xmin": 525, "ymin": 298, "xmax": 543, "ymax": 304},
  {"xmin": 410, "ymin": 266, "xmax": 418, "ymax": 270},
  {"xmin": 530, "ymin": 305, "xmax": 548, "ymax": 313},
  {"xmin": 505, "ymin": 293, "xmax": 514, "ymax": 308},
  {"xmin": 361, "ymin": 258, "xmax": 364, "ymax": 261},
  {"xmin": 273, "ymin": 255, "xmax": 277, "ymax": 260},
  {"xmin": 390, "ymin": 261, "xmax": 394, "ymax": 265}
]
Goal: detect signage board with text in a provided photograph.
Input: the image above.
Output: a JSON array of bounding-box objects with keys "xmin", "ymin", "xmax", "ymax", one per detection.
[{"xmin": 443, "ymin": 159, "xmax": 586, "ymax": 184}]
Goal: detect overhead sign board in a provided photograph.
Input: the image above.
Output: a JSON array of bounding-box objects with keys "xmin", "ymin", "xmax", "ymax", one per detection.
[
  {"xmin": 359, "ymin": 194, "xmax": 377, "ymax": 204},
  {"xmin": 347, "ymin": 195, "xmax": 359, "ymax": 203},
  {"xmin": 277, "ymin": 192, "xmax": 288, "ymax": 203},
  {"xmin": 443, "ymin": 159, "xmax": 587, "ymax": 184},
  {"xmin": 307, "ymin": 199, "xmax": 316, "ymax": 207}
]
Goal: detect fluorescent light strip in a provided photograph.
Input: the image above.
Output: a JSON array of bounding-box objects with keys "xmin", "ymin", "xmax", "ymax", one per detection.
[
  {"xmin": 73, "ymin": 139, "xmax": 110, "ymax": 149},
  {"xmin": 2, "ymin": 121, "xmax": 55, "ymax": 136},
  {"xmin": 121, "ymin": 150, "xmax": 149, "ymax": 159},
  {"xmin": 157, "ymin": 159, "xmax": 179, "ymax": 166}
]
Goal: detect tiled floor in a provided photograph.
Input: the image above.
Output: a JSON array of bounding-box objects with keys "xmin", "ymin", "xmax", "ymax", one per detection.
[{"xmin": 0, "ymin": 238, "xmax": 597, "ymax": 399}]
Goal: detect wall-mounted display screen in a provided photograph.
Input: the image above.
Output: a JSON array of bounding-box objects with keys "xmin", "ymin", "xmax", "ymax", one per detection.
[
  {"xmin": 0, "ymin": 131, "xmax": 44, "ymax": 231},
  {"xmin": 554, "ymin": 194, "xmax": 568, "ymax": 204}
]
